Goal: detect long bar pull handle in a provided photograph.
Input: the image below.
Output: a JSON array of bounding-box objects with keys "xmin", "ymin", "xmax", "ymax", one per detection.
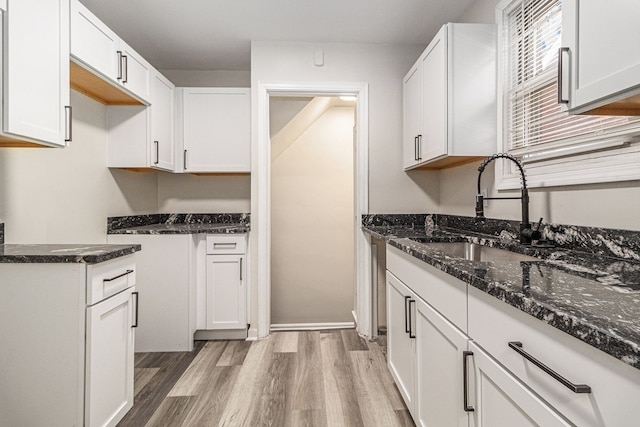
[
  {"xmin": 132, "ymin": 291, "xmax": 139, "ymax": 328},
  {"xmin": 557, "ymin": 47, "xmax": 570, "ymax": 104},
  {"xmin": 508, "ymin": 342, "xmax": 591, "ymax": 393},
  {"xmin": 154, "ymin": 141, "xmax": 159, "ymax": 165},
  {"xmin": 404, "ymin": 296, "xmax": 411, "ymax": 333},
  {"xmin": 117, "ymin": 51, "xmax": 123, "ymax": 81},
  {"xmin": 417, "ymin": 135, "xmax": 422, "ymax": 161},
  {"xmin": 408, "ymin": 299, "xmax": 416, "ymax": 339},
  {"xmin": 414, "ymin": 136, "xmax": 418, "ymax": 161},
  {"xmin": 240, "ymin": 257, "xmax": 243, "ymax": 281},
  {"xmin": 183, "ymin": 149, "xmax": 188, "ymax": 171},
  {"xmin": 122, "ymin": 55, "xmax": 128, "ymax": 84},
  {"xmin": 463, "ymin": 351, "xmax": 475, "ymax": 412},
  {"xmin": 103, "ymin": 269, "xmax": 134, "ymax": 283},
  {"xmin": 64, "ymin": 105, "xmax": 72, "ymax": 143}
]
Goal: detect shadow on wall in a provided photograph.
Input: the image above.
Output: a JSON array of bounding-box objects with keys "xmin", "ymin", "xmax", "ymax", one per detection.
[
  {"xmin": 0, "ymin": 150, "xmax": 6, "ymax": 222},
  {"xmin": 109, "ymin": 168, "xmax": 159, "ymax": 213},
  {"xmin": 405, "ymin": 168, "xmax": 440, "ymax": 210}
]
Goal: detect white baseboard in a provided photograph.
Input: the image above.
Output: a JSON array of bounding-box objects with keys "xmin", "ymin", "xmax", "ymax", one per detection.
[
  {"xmin": 246, "ymin": 327, "xmax": 259, "ymax": 341},
  {"xmin": 194, "ymin": 329, "xmax": 248, "ymax": 341},
  {"xmin": 270, "ymin": 321, "xmax": 355, "ymax": 332}
]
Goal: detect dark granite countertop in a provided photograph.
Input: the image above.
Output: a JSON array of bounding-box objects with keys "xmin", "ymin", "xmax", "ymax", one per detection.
[
  {"xmin": 0, "ymin": 243, "xmax": 141, "ymax": 264},
  {"xmin": 107, "ymin": 213, "xmax": 250, "ymax": 235},
  {"xmin": 363, "ymin": 214, "xmax": 640, "ymax": 370}
]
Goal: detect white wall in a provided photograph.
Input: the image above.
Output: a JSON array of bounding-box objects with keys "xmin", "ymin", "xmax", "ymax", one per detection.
[
  {"xmin": 271, "ymin": 106, "xmax": 355, "ymax": 325},
  {"xmin": 0, "ymin": 91, "xmax": 158, "ymax": 243},
  {"xmin": 251, "ymin": 41, "xmax": 440, "ymax": 214},
  {"xmin": 155, "ymin": 69, "xmax": 252, "ymax": 214},
  {"xmin": 438, "ymin": 0, "xmax": 640, "ymax": 230}
]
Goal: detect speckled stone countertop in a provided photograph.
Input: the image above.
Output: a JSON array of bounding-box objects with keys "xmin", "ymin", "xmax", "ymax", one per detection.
[
  {"xmin": 363, "ymin": 214, "xmax": 640, "ymax": 370},
  {"xmin": 108, "ymin": 213, "xmax": 250, "ymax": 235},
  {"xmin": 0, "ymin": 223, "xmax": 4, "ymax": 245},
  {"xmin": 0, "ymin": 243, "xmax": 141, "ymax": 264}
]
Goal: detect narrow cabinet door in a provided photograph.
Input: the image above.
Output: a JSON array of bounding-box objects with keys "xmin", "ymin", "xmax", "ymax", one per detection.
[
  {"xmin": 420, "ymin": 25, "xmax": 447, "ymax": 162},
  {"xmin": 206, "ymin": 254, "xmax": 246, "ymax": 329},
  {"xmin": 119, "ymin": 41, "xmax": 152, "ymax": 104},
  {"xmin": 85, "ymin": 287, "xmax": 135, "ymax": 427},
  {"xmin": 386, "ymin": 272, "xmax": 416, "ymax": 414},
  {"xmin": 5, "ymin": 0, "xmax": 69, "ymax": 146},
  {"xmin": 414, "ymin": 297, "xmax": 470, "ymax": 427},
  {"xmin": 403, "ymin": 61, "xmax": 422, "ymax": 169},
  {"xmin": 150, "ymin": 72, "xmax": 175, "ymax": 171},
  {"xmin": 469, "ymin": 342, "xmax": 572, "ymax": 427}
]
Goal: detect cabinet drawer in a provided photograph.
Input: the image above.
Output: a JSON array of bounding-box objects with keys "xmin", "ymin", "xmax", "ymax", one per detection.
[
  {"xmin": 86, "ymin": 255, "xmax": 136, "ymax": 305},
  {"xmin": 206, "ymin": 235, "xmax": 246, "ymax": 255},
  {"xmin": 468, "ymin": 286, "xmax": 640, "ymax": 427},
  {"xmin": 387, "ymin": 245, "xmax": 467, "ymax": 333}
]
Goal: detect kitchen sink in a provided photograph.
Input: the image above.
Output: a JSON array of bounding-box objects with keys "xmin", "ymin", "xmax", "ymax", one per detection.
[{"xmin": 409, "ymin": 240, "xmax": 540, "ymax": 262}]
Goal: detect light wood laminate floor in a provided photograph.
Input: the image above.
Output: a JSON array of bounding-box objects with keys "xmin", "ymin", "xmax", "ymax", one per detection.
[{"xmin": 117, "ymin": 330, "xmax": 414, "ymax": 427}]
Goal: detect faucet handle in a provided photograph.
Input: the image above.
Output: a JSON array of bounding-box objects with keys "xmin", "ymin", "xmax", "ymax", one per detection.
[{"xmin": 535, "ymin": 217, "xmax": 543, "ymax": 231}]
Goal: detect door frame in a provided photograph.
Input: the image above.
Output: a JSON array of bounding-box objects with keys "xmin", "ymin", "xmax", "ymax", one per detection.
[{"xmin": 252, "ymin": 81, "xmax": 371, "ymax": 339}]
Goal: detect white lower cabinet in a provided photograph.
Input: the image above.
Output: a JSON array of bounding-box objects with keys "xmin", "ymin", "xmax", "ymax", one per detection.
[
  {"xmin": 204, "ymin": 235, "xmax": 247, "ymax": 331},
  {"xmin": 386, "ymin": 244, "xmax": 640, "ymax": 426},
  {"xmin": 0, "ymin": 256, "xmax": 137, "ymax": 426},
  {"xmin": 469, "ymin": 342, "xmax": 571, "ymax": 427},
  {"xmin": 387, "ymin": 272, "xmax": 417, "ymax": 414},
  {"xmin": 388, "ymin": 269, "xmax": 472, "ymax": 426},
  {"xmin": 85, "ymin": 286, "xmax": 136, "ymax": 427},
  {"xmin": 414, "ymin": 295, "xmax": 470, "ymax": 427}
]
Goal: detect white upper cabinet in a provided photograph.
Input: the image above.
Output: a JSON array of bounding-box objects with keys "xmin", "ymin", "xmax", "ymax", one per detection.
[
  {"xmin": 403, "ymin": 23, "xmax": 496, "ymax": 170},
  {"xmin": 107, "ymin": 69, "xmax": 175, "ymax": 171},
  {"xmin": 70, "ymin": 0, "xmax": 150, "ymax": 105},
  {"xmin": 150, "ymin": 71, "xmax": 175, "ymax": 171},
  {"xmin": 177, "ymin": 87, "xmax": 251, "ymax": 173},
  {"xmin": 560, "ymin": 0, "xmax": 640, "ymax": 115},
  {"xmin": 0, "ymin": 0, "xmax": 70, "ymax": 147}
]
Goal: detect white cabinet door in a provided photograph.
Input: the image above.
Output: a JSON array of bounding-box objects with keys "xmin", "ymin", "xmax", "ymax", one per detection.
[
  {"xmin": 403, "ymin": 62, "xmax": 423, "ymax": 168},
  {"xmin": 3, "ymin": 0, "xmax": 70, "ymax": 146},
  {"xmin": 85, "ymin": 287, "xmax": 135, "ymax": 427},
  {"xmin": 70, "ymin": 0, "xmax": 119, "ymax": 82},
  {"xmin": 119, "ymin": 40, "xmax": 151, "ymax": 104},
  {"xmin": 420, "ymin": 26, "xmax": 447, "ymax": 163},
  {"xmin": 205, "ymin": 254, "xmax": 246, "ymax": 329},
  {"xmin": 180, "ymin": 87, "xmax": 251, "ymax": 173},
  {"xmin": 150, "ymin": 71, "xmax": 175, "ymax": 171},
  {"xmin": 386, "ymin": 271, "xmax": 416, "ymax": 415},
  {"xmin": 562, "ymin": 0, "xmax": 640, "ymax": 114},
  {"xmin": 414, "ymin": 296, "xmax": 470, "ymax": 427},
  {"xmin": 469, "ymin": 343, "xmax": 572, "ymax": 427}
]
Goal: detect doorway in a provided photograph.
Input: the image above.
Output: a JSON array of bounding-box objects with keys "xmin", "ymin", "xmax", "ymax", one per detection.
[
  {"xmin": 252, "ymin": 82, "xmax": 371, "ymax": 339},
  {"xmin": 269, "ymin": 96, "xmax": 356, "ymax": 329}
]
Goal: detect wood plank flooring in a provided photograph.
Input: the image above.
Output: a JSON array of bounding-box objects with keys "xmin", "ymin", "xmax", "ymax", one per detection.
[{"xmin": 117, "ymin": 329, "xmax": 414, "ymax": 427}]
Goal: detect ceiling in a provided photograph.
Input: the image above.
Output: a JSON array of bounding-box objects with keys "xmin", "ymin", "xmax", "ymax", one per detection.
[{"xmin": 78, "ymin": 0, "xmax": 476, "ymax": 71}]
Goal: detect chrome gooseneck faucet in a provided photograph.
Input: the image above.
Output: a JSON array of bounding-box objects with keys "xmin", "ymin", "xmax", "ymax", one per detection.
[{"xmin": 475, "ymin": 153, "xmax": 541, "ymax": 245}]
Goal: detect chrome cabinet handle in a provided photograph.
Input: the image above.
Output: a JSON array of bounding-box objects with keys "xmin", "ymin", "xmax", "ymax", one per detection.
[
  {"xmin": 64, "ymin": 106, "xmax": 72, "ymax": 142},
  {"xmin": 240, "ymin": 257, "xmax": 243, "ymax": 281},
  {"xmin": 154, "ymin": 141, "xmax": 159, "ymax": 165},
  {"xmin": 414, "ymin": 136, "xmax": 419, "ymax": 161},
  {"xmin": 463, "ymin": 351, "xmax": 475, "ymax": 412},
  {"xmin": 508, "ymin": 341, "xmax": 591, "ymax": 393},
  {"xmin": 132, "ymin": 291, "xmax": 139, "ymax": 328},
  {"xmin": 103, "ymin": 269, "xmax": 134, "ymax": 283},
  {"xmin": 404, "ymin": 295, "xmax": 411, "ymax": 333},
  {"xmin": 557, "ymin": 47, "xmax": 570, "ymax": 104},
  {"xmin": 117, "ymin": 51, "xmax": 123, "ymax": 80},
  {"xmin": 408, "ymin": 299, "xmax": 416, "ymax": 339},
  {"xmin": 417, "ymin": 135, "xmax": 422, "ymax": 161}
]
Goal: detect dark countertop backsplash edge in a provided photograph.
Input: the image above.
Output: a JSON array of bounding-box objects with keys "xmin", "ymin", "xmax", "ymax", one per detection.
[{"xmin": 108, "ymin": 213, "xmax": 251, "ymax": 232}]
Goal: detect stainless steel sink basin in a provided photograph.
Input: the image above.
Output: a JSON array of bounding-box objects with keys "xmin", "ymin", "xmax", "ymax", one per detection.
[{"xmin": 413, "ymin": 241, "xmax": 540, "ymax": 262}]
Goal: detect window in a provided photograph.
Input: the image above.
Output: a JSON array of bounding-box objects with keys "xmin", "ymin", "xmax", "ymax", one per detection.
[{"xmin": 496, "ymin": 0, "xmax": 640, "ymax": 189}]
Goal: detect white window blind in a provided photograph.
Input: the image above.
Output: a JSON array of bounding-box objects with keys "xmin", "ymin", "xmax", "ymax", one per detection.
[{"xmin": 505, "ymin": 0, "xmax": 639, "ymax": 157}]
